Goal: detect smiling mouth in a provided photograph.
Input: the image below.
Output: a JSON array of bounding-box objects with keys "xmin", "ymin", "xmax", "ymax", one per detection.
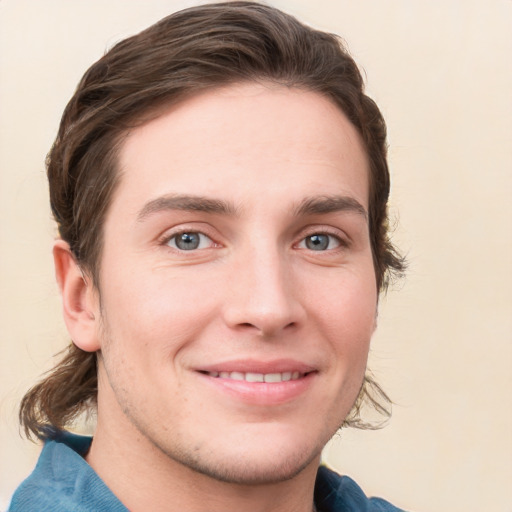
[
  {"xmin": 197, "ymin": 365, "xmax": 317, "ymax": 404},
  {"xmin": 201, "ymin": 371, "xmax": 309, "ymax": 382}
]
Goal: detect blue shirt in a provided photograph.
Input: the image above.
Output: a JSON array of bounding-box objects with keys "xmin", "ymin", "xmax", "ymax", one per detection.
[{"xmin": 9, "ymin": 431, "xmax": 407, "ymax": 511}]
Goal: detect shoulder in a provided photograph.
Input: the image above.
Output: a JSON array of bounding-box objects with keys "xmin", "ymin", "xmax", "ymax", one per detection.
[
  {"xmin": 315, "ymin": 465, "xmax": 409, "ymax": 512},
  {"xmin": 8, "ymin": 432, "xmax": 127, "ymax": 512}
]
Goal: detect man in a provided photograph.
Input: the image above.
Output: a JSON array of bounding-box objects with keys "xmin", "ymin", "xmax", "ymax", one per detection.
[{"xmin": 9, "ymin": 2, "xmax": 406, "ymax": 511}]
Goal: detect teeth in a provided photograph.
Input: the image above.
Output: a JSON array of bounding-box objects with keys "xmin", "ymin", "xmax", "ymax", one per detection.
[
  {"xmin": 246, "ymin": 372, "xmax": 264, "ymax": 382},
  {"xmin": 207, "ymin": 371, "xmax": 305, "ymax": 382}
]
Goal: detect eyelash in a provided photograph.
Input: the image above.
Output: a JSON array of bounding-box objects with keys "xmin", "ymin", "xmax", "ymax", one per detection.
[
  {"xmin": 160, "ymin": 230, "xmax": 217, "ymax": 251},
  {"xmin": 160, "ymin": 227, "xmax": 348, "ymax": 253},
  {"xmin": 295, "ymin": 228, "xmax": 348, "ymax": 252}
]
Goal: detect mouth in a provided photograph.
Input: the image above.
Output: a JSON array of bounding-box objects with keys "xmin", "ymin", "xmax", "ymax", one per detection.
[
  {"xmin": 200, "ymin": 370, "xmax": 309, "ymax": 383},
  {"xmin": 196, "ymin": 361, "xmax": 317, "ymax": 405}
]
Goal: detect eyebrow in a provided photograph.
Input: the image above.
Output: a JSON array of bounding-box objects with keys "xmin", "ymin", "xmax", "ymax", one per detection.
[
  {"xmin": 137, "ymin": 193, "xmax": 367, "ymax": 223},
  {"xmin": 137, "ymin": 194, "xmax": 238, "ymax": 221},
  {"xmin": 293, "ymin": 195, "xmax": 368, "ymax": 220}
]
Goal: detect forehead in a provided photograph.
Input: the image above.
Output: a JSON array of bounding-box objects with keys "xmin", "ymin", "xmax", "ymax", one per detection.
[{"xmin": 113, "ymin": 82, "xmax": 370, "ymax": 215}]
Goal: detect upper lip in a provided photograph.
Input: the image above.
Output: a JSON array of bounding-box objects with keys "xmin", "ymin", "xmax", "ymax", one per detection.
[{"xmin": 196, "ymin": 359, "xmax": 317, "ymax": 375}]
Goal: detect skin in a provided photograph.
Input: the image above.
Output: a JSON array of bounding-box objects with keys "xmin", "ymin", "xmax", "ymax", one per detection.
[{"xmin": 55, "ymin": 83, "xmax": 377, "ymax": 512}]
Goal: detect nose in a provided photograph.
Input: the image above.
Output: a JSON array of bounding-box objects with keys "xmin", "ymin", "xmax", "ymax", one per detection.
[{"xmin": 222, "ymin": 246, "xmax": 305, "ymax": 337}]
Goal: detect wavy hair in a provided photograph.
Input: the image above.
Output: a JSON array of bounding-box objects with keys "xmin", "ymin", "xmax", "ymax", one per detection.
[{"xmin": 20, "ymin": 1, "xmax": 405, "ymax": 440}]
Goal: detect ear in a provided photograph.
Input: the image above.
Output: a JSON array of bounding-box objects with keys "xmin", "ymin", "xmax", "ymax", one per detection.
[{"xmin": 53, "ymin": 239, "xmax": 100, "ymax": 352}]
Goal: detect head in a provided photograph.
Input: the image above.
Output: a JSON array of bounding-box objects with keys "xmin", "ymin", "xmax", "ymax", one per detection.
[{"xmin": 21, "ymin": 1, "xmax": 404, "ymax": 449}]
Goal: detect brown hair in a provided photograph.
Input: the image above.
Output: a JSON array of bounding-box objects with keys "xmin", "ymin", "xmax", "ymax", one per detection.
[{"xmin": 20, "ymin": 1, "xmax": 405, "ymax": 440}]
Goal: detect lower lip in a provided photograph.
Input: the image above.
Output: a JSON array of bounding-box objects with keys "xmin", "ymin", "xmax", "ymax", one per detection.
[{"xmin": 198, "ymin": 372, "xmax": 316, "ymax": 406}]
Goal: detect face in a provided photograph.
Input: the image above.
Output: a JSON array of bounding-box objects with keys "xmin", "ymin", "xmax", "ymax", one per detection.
[{"xmin": 92, "ymin": 83, "xmax": 377, "ymax": 484}]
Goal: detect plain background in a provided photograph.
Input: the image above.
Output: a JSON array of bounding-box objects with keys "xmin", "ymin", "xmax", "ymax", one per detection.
[{"xmin": 1, "ymin": 1, "xmax": 511, "ymax": 511}]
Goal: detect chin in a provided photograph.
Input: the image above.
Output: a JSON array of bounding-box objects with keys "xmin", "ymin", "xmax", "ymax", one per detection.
[{"xmin": 166, "ymin": 443, "xmax": 321, "ymax": 485}]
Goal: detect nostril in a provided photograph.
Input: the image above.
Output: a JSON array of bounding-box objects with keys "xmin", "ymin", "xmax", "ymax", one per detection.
[{"xmin": 235, "ymin": 320, "xmax": 298, "ymax": 335}]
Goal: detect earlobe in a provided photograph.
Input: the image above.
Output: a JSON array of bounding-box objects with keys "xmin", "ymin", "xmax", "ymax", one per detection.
[{"xmin": 53, "ymin": 240, "xmax": 101, "ymax": 352}]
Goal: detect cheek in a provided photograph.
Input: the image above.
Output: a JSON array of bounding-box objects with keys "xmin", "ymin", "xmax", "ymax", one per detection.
[
  {"xmin": 98, "ymin": 268, "xmax": 221, "ymax": 354},
  {"xmin": 312, "ymin": 267, "xmax": 377, "ymax": 364},
  {"xmin": 312, "ymin": 264, "xmax": 377, "ymax": 325}
]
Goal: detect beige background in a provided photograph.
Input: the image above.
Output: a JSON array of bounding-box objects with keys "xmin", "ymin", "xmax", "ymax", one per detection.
[{"xmin": 1, "ymin": 1, "xmax": 511, "ymax": 511}]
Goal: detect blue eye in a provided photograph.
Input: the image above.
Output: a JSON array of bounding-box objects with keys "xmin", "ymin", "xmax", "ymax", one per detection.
[
  {"xmin": 300, "ymin": 234, "xmax": 341, "ymax": 251},
  {"xmin": 167, "ymin": 232, "xmax": 213, "ymax": 251}
]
